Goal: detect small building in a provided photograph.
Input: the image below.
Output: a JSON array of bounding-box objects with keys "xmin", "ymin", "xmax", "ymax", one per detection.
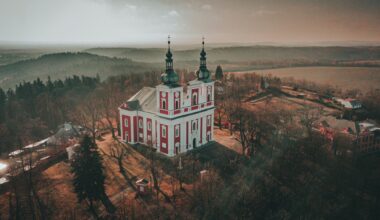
[
  {"xmin": 136, "ymin": 178, "xmax": 149, "ymax": 195},
  {"xmin": 200, "ymin": 170, "xmax": 209, "ymax": 183},
  {"xmin": 315, "ymin": 116, "xmax": 380, "ymax": 153},
  {"xmin": 8, "ymin": 149, "xmax": 24, "ymax": 158},
  {"xmin": 214, "ymin": 80, "xmax": 225, "ymax": 95},
  {"xmin": 66, "ymin": 144, "xmax": 80, "ymax": 161},
  {"xmin": 333, "ymin": 98, "xmax": 362, "ymax": 109},
  {"xmin": 23, "ymin": 138, "xmax": 49, "ymax": 151}
]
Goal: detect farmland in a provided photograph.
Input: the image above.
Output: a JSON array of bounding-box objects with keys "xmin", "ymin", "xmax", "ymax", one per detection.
[{"xmin": 237, "ymin": 66, "xmax": 380, "ymax": 92}]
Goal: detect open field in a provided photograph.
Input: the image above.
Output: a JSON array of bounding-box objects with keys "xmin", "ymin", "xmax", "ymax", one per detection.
[{"xmin": 235, "ymin": 66, "xmax": 380, "ymax": 92}]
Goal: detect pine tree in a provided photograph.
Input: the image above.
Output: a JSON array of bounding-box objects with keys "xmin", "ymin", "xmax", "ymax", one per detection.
[
  {"xmin": 71, "ymin": 135, "xmax": 106, "ymax": 214},
  {"xmin": 0, "ymin": 88, "xmax": 6, "ymax": 123},
  {"xmin": 260, "ymin": 76, "xmax": 266, "ymax": 90},
  {"xmin": 215, "ymin": 65, "xmax": 223, "ymax": 80}
]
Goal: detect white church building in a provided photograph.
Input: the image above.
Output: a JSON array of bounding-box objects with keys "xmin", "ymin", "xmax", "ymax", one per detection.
[{"xmin": 118, "ymin": 39, "xmax": 215, "ymax": 157}]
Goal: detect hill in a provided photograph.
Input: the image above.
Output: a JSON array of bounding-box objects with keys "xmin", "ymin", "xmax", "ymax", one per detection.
[
  {"xmin": 85, "ymin": 46, "xmax": 380, "ymax": 63},
  {"xmin": 0, "ymin": 52, "xmax": 159, "ymax": 89}
]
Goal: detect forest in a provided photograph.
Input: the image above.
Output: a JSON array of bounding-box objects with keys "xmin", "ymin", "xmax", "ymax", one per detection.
[{"xmin": 1, "ymin": 70, "xmax": 380, "ymax": 219}]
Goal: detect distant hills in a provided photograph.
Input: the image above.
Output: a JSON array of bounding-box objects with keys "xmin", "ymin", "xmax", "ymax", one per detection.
[
  {"xmin": 85, "ymin": 46, "xmax": 380, "ymax": 63},
  {"xmin": 0, "ymin": 52, "xmax": 158, "ymax": 89},
  {"xmin": 1, "ymin": 45, "xmax": 380, "ymax": 90}
]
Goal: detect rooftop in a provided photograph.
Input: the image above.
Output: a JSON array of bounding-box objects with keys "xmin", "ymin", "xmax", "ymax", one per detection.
[{"xmin": 123, "ymin": 87, "xmax": 157, "ymax": 113}]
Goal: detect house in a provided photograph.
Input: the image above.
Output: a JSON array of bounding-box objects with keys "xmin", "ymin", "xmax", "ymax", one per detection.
[
  {"xmin": 333, "ymin": 98, "xmax": 362, "ymax": 109},
  {"xmin": 66, "ymin": 144, "xmax": 80, "ymax": 161},
  {"xmin": 316, "ymin": 116, "xmax": 380, "ymax": 153},
  {"xmin": 214, "ymin": 80, "xmax": 225, "ymax": 95},
  {"xmin": 356, "ymin": 120, "xmax": 380, "ymax": 153},
  {"xmin": 119, "ymin": 39, "xmax": 215, "ymax": 157}
]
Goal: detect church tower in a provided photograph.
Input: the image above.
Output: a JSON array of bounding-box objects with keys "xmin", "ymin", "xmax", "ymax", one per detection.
[{"xmin": 156, "ymin": 36, "xmax": 183, "ymax": 118}]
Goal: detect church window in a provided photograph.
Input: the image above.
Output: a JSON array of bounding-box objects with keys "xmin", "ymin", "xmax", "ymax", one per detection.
[
  {"xmin": 147, "ymin": 121, "xmax": 151, "ymax": 131},
  {"xmin": 162, "ymin": 100, "xmax": 166, "ymax": 109},
  {"xmin": 175, "ymin": 126, "xmax": 180, "ymax": 137},
  {"xmin": 162, "ymin": 126, "xmax": 166, "ymax": 138},
  {"xmin": 192, "ymin": 94, "xmax": 197, "ymax": 105},
  {"xmin": 193, "ymin": 122, "xmax": 197, "ymax": 131},
  {"xmin": 175, "ymin": 100, "xmax": 179, "ymax": 109},
  {"xmin": 139, "ymin": 119, "xmax": 143, "ymax": 128}
]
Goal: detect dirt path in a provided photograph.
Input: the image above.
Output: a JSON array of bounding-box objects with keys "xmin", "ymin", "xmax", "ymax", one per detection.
[{"xmin": 213, "ymin": 128, "xmax": 242, "ymax": 154}]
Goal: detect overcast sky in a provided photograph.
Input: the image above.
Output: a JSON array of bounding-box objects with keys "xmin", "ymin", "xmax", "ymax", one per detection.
[{"xmin": 0, "ymin": 0, "xmax": 379, "ymax": 45}]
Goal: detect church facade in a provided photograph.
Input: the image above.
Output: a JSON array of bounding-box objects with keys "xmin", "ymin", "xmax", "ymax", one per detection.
[{"xmin": 118, "ymin": 39, "xmax": 215, "ymax": 157}]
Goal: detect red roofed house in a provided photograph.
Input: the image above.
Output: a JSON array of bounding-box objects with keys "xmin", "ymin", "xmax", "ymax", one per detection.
[{"xmin": 119, "ymin": 39, "xmax": 215, "ymax": 157}]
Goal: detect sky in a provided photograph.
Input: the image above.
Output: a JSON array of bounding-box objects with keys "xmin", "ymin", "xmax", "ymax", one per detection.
[{"xmin": 0, "ymin": 0, "xmax": 379, "ymax": 46}]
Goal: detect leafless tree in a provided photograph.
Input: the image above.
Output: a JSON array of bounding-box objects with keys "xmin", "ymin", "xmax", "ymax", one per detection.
[
  {"xmin": 71, "ymin": 94, "xmax": 102, "ymax": 143},
  {"xmin": 300, "ymin": 106, "xmax": 322, "ymax": 139}
]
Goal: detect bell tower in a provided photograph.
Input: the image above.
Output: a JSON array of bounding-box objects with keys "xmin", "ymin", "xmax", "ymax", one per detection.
[{"xmin": 157, "ymin": 36, "xmax": 182, "ymax": 117}]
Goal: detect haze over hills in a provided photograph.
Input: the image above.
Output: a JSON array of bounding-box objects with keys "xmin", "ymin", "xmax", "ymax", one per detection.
[
  {"xmin": 0, "ymin": 52, "xmax": 158, "ymax": 89},
  {"xmin": 1, "ymin": 45, "xmax": 380, "ymax": 90},
  {"xmin": 85, "ymin": 46, "xmax": 380, "ymax": 63}
]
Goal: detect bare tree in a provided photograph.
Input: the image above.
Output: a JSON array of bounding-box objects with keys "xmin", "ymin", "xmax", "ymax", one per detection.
[
  {"xmin": 98, "ymin": 82, "xmax": 124, "ymax": 139},
  {"xmin": 300, "ymin": 106, "xmax": 322, "ymax": 139},
  {"xmin": 71, "ymin": 94, "xmax": 102, "ymax": 143}
]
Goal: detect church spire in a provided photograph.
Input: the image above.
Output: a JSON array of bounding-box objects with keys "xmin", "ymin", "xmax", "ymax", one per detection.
[
  {"xmin": 200, "ymin": 36, "xmax": 207, "ymax": 69},
  {"xmin": 165, "ymin": 35, "xmax": 173, "ymax": 72},
  {"xmin": 197, "ymin": 37, "xmax": 211, "ymax": 81},
  {"xmin": 161, "ymin": 35, "xmax": 179, "ymax": 86}
]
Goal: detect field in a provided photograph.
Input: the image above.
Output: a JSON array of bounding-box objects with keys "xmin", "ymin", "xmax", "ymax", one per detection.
[{"xmin": 238, "ymin": 66, "xmax": 380, "ymax": 92}]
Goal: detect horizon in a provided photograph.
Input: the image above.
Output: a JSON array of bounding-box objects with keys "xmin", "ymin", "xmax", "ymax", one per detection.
[
  {"xmin": 1, "ymin": 0, "xmax": 380, "ymax": 46},
  {"xmin": 1, "ymin": 40, "xmax": 380, "ymax": 50}
]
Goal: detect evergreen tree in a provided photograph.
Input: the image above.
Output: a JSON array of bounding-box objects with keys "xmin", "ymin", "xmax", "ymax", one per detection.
[
  {"xmin": 215, "ymin": 65, "xmax": 223, "ymax": 80},
  {"xmin": 260, "ymin": 76, "xmax": 266, "ymax": 90},
  {"xmin": 71, "ymin": 135, "xmax": 106, "ymax": 214},
  {"xmin": 0, "ymin": 88, "xmax": 6, "ymax": 123}
]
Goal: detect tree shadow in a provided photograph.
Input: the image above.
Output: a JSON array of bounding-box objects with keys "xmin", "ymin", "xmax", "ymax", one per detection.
[{"xmin": 130, "ymin": 141, "xmax": 241, "ymax": 184}]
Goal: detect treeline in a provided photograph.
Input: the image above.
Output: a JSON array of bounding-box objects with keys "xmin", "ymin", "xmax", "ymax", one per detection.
[
  {"xmin": 0, "ymin": 71, "xmax": 164, "ymax": 155},
  {"xmin": 0, "ymin": 75, "xmax": 100, "ymax": 154}
]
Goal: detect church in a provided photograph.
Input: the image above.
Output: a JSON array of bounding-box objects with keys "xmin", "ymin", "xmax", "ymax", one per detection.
[{"xmin": 118, "ymin": 38, "xmax": 215, "ymax": 157}]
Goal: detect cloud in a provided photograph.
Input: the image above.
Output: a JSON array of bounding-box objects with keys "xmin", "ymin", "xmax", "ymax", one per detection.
[
  {"xmin": 168, "ymin": 10, "xmax": 179, "ymax": 17},
  {"xmin": 251, "ymin": 9, "xmax": 277, "ymax": 17},
  {"xmin": 125, "ymin": 4, "xmax": 137, "ymax": 10},
  {"xmin": 201, "ymin": 4, "xmax": 212, "ymax": 10}
]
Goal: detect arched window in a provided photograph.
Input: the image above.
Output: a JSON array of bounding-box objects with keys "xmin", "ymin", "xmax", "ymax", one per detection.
[
  {"xmin": 175, "ymin": 126, "xmax": 179, "ymax": 137},
  {"xmin": 193, "ymin": 122, "xmax": 197, "ymax": 131},
  {"xmin": 162, "ymin": 126, "xmax": 166, "ymax": 138},
  {"xmin": 207, "ymin": 94, "xmax": 211, "ymax": 102},
  {"xmin": 147, "ymin": 121, "xmax": 151, "ymax": 131},
  {"xmin": 192, "ymin": 94, "xmax": 197, "ymax": 105},
  {"xmin": 139, "ymin": 119, "xmax": 143, "ymax": 128},
  {"xmin": 175, "ymin": 100, "xmax": 179, "ymax": 109},
  {"xmin": 162, "ymin": 100, "xmax": 166, "ymax": 109}
]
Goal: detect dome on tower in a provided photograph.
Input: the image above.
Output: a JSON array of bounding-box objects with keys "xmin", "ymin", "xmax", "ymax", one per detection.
[
  {"xmin": 161, "ymin": 36, "xmax": 179, "ymax": 86},
  {"xmin": 196, "ymin": 38, "xmax": 211, "ymax": 82}
]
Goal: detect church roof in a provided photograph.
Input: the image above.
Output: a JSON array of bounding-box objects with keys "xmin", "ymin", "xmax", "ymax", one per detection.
[{"xmin": 120, "ymin": 87, "xmax": 157, "ymax": 113}]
